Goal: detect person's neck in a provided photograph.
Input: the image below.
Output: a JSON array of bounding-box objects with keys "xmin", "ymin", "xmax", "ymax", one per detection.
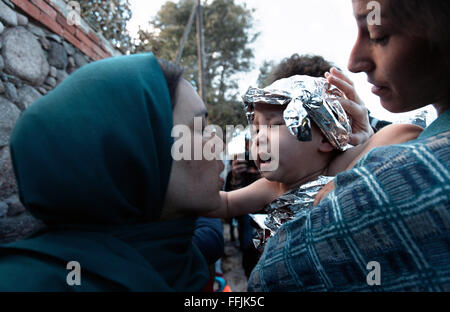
[{"xmin": 159, "ymin": 203, "xmax": 197, "ymax": 221}]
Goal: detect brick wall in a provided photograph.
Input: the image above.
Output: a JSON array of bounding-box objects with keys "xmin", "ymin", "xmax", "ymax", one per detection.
[
  {"xmin": 10, "ymin": 0, "xmax": 119, "ymax": 61},
  {"xmin": 0, "ymin": 0, "xmax": 121, "ymax": 243}
]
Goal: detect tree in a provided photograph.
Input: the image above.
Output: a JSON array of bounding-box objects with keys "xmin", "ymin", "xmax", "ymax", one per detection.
[
  {"xmin": 68, "ymin": 0, "xmax": 133, "ymax": 53},
  {"xmin": 256, "ymin": 60, "xmax": 275, "ymax": 88},
  {"xmin": 134, "ymin": 0, "xmax": 259, "ymax": 138}
]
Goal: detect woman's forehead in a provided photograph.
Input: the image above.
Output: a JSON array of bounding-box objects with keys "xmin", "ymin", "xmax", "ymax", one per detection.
[
  {"xmin": 352, "ymin": 0, "xmax": 389, "ymax": 21},
  {"xmin": 174, "ymin": 80, "xmax": 206, "ymax": 122}
]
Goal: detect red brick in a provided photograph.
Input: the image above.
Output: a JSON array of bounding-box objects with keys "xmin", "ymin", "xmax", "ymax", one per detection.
[
  {"xmin": 79, "ymin": 42, "xmax": 95, "ymax": 60},
  {"xmin": 39, "ymin": 10, "xmax": 62, "ymax": 36},
  {"xmin": 87, "ymin": 49, "xmax": 96, "ymax": 60},
  {"xmin": 9, "ymin": 0, "xmax": 25, "ymax": 7},
  {"xmin": 101, "ymin": 51, "xmax": 111, "ymax": 59},
  {"xmin": 87, "ymin": 31, "xmax": 100, "ymax": 45},
  {"xmin": 56, "ymin": 13, "xmax": 76, "ymax": 35},
  {"xmin": 31, "ymin": 0, "xmax": 57, "ymax": 19},
  {"xmin": 75, "ymin": 29, "xmax": 94, "ymax": 47},
  {"xmin": 92, "ymin": 44, "xmax": 107, "ymax": 57},
  {"xmin": 9, "ymin": 0, "xmax": 24, "ymax": 9},
  {"xmin": 77, "ymin": 41, "xmax": 89, "ymax": 54},
  {"xmin": 100, "ymin": 48, "xmax": 111, "ymax": 59},
  {"xmin": 93, "ymin": 47, "xmax": 109, "ymax": 60},
  {"xmin": 63, "ymin": 29, "xmax": 82, "ymax": 51},
  {"xmin": 87, "ymin": 50, "xmax": 96, "ymax": 61},
  {"xmin": 10, "ymin": 0, "xmax": 41, "ymax": 21}
]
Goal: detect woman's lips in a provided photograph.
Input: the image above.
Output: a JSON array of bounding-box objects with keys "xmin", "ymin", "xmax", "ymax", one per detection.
[{"xmin": 371, "ymin": 85, "xmax": 388, "ymax": 96}]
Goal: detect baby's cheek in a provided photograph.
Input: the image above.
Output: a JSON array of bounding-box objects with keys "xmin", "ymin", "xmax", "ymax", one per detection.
[
  {"xmin": 277, "ymin": 133, "xmax": 302, "ymax": 163},
  {"xmin": 250, "ymin": 142, "xmax": 258, "ymax": 162},
  {"xmin": 272, "ymin": 128, "xmax": 291, "ymax": 152}
]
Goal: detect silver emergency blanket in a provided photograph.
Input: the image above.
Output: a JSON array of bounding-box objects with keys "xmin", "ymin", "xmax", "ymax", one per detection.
[
  {"xmin": 250, "ymin": 175, "xmax": 334, "ymax": 252},
  {"xmin": 243, "ymin": 75, "xmax": 352, "ymax": 150}
]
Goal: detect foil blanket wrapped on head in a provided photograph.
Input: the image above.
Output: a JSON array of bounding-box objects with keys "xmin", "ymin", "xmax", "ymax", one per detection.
[{"xmin": 243, "ymin": 75, "xmax": 352, "ymax": 151}]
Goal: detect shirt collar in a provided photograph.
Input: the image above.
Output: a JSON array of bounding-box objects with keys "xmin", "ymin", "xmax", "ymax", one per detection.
[{"xmin": 418, "ymin": 108, "xmax": 450, "ymax": 140}]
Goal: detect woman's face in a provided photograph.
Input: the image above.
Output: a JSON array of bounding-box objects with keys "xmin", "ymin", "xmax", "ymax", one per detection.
[
  {"xmin": 162, "ymin": 79, "xmax": 224, "ymax": 220},
  {"xmin": 348, "ymin": 0, "xmax": 443, "ymax": 113}
]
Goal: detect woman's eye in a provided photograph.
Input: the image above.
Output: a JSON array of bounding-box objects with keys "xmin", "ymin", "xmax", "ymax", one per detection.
[{"xmin": 370, "ymin": 35, "xmax": 389, "ymax": 45}]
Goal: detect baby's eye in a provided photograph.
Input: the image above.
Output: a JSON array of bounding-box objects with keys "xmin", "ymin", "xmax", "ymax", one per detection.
[{"xmin": 270, "ymin": 122, "xmax": 284, "ymax": 128}]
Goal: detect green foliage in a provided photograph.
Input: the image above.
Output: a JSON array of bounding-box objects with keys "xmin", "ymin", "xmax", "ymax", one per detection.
[
  {"xmin": 134, "ymin": 0, "xmax": 259, "ymax": 135},
  {"xmin": 73, "ymin": 0, "xmax": 133, "ymax": 53},
  {"xmin": 256, "ymin": 60, "xmax": 275, "ymax": 88}
]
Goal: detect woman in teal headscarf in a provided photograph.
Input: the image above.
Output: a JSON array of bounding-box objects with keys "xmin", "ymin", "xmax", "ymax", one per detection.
[{"xmin": 0, "ymin": 52, "xmax": 225, "ymax": 291}]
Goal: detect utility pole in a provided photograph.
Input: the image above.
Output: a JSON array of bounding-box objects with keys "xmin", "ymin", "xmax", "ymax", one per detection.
[
  {"xmin": 175, "ymin": 2, "xmax": 197, "ymax": 64},
  {"xmin": 196, "ymin": 0, "xmax": 206, "ymax": 103}
]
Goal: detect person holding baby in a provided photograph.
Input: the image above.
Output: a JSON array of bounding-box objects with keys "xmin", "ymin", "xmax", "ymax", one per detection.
[
  {"xmin": 208, "ymin": 0, "xmax": 449, "ymax": 291},
  {"xmin": 246, "ymin": 0, "xmax": 450, "ymax": 291}
]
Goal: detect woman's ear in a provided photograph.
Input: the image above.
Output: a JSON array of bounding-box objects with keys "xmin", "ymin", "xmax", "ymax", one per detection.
[{"xmin": 317, "ymin": 136, "xmax": 335, "ymax": 153}]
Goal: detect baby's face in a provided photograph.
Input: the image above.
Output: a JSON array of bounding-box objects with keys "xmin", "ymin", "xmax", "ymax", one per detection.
[{"xmin": 250, "ymin": 103, "xmax": 326, "ymax": 185}]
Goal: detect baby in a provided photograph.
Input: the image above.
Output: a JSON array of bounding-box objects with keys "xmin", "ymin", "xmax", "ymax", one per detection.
[{"xmin": 206, "ymin": 74, "xmax": 423, "ymax": 226}]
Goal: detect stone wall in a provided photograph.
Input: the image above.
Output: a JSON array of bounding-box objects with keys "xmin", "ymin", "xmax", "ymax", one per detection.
[{"xmin": 0, "ymin": 0, "xmax": 121, "ymax": 243}]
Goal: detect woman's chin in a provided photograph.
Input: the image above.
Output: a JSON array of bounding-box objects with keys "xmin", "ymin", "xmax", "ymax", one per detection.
[{"xmin": 379, "ymin": 94, "xmax": 418, "ymax": 114}]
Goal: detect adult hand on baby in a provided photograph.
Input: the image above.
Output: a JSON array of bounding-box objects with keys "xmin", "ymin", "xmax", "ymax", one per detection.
[
  {"xmin": 325, "ymin": 67, "xmax": 374, "ymax": 146},
  {"xmin": 313, "ymin": 180, "xmax": 335, "ymax": 206}
]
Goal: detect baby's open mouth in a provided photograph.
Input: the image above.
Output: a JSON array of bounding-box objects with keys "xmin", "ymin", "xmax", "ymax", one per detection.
[{"xmin": 258, "ymin": 152, "xmax": 271, "ymax": 164}]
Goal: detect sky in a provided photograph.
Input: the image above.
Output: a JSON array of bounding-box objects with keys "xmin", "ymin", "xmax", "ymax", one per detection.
[{"xmin": 126, "ymin": 0, "xmax": 437, "ymax": 125}]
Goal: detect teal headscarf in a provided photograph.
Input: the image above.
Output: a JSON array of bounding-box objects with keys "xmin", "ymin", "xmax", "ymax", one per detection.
[{"xmin": 0, "ymin": 53, "xmax": 209, "ymax": 291}]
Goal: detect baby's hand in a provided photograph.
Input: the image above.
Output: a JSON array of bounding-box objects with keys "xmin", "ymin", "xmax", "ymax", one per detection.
[
  {"xmin": 313, "ymin": 180, "xmax": 335, "ymax": 206},
  {"xmin": 325, "ymin": 67, "xmax": 374, "ymax": 146}
]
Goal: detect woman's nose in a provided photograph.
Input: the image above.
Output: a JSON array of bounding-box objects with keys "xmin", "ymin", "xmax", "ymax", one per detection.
[
  {"xmin": 218, "ymin": 159, "xmax": 225, "ymax": 172},
  {"xmin": 213, "ymin": 133, "xmax": 225, "ymax": 155},
  {"xmin": 348, "ymin": 35, "xmax": 375, "ymax": 74}
]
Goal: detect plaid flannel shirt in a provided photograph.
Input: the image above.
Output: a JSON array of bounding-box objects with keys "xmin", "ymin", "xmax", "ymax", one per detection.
[{"xmin": 248, "ymin": 111, "xmax": 450, "ymax": 292}]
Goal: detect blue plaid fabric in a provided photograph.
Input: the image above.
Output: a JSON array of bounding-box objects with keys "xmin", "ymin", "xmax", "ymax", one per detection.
[{"xmin": 248, "ymin": 116, "xmax": 450, "ymax": 291}]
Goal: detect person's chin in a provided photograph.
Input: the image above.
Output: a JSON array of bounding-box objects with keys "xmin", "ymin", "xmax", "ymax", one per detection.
[
  {"xmin": 377, "ymin": 89, "xmax": 413, "ymax": 113},
  {"xmin": 378, "ymin": 91, "xmax": 401, "ymax": 113},
  {"xmin": 380, "ymin": 98, "xmax": 396, "ymax": 112},
  {"xmin": 259, "ymin": 159, "xmax": 279, "ymax": 172},
  {"xmin": 260, "ymin": 166, "xmax": 282, "ymax": 181},
  {"xmin": 380, "ymin": 97, "xmax": 412, "ymax": 114}
]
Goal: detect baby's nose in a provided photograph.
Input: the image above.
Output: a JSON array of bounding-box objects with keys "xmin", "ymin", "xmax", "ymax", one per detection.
[{"xmin": 255, "ymin": 126, "xmax": 269, "ymax": 147}]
